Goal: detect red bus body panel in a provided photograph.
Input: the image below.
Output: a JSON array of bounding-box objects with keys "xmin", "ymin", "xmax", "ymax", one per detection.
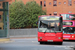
[
  {"xmin": 38, "ymin": 32, "xmax": 63, "ymax": 42},
  {"xmin": 63, "ymin": 34, "xmax": 75, "ymax": 40}
]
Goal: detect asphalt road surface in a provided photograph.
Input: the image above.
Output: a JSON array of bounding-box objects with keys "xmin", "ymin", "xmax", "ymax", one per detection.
[{"xmin": 0, "ymin": 38, "xmax": 75, "ymax": 50}]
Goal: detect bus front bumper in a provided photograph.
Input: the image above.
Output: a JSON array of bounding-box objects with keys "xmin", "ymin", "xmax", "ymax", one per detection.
[
  {"xmin": 63, "ymin": 38, "xmax": 75, "ymax": 40},
  {"xmin": 38, "ymin": 39, "xmax": 63, "ymax": 42}
]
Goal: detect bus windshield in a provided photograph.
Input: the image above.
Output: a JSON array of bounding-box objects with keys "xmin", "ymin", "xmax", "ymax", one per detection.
[
  {"xmin": 63, "ymin": 27, "xmax": 75, "ymax": 34},
  {"xmin": 38, "ymin": 20, "xmax": 62, "ymax": 32},
  {"xmin": 61, "ymin": 14, "xmax": 75, "ymax": 20}
]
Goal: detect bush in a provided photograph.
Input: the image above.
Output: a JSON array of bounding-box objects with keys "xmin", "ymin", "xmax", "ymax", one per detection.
[{"xmin": 9, "ymin": 1, "xmax": 46, "ymax": 29}]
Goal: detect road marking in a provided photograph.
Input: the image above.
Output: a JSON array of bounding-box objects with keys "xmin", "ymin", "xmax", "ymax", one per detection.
[
  {"xmin": 54, "ymin": 46, "xmax": 75, "ymax": 50},
  {"xmin": 4, "ymin": 40, "xmax": 15, "ymax": 43},
  {"xmin": 54, "ymin": 46, "xmax": 66, "ymax": 48},
  {"xmin": 54, "ymin": 46, "xmax": 74, "ymax": 48},
  {"xmin": 65, "ymin": 48, "xmax": 72, "ymax": 49}
]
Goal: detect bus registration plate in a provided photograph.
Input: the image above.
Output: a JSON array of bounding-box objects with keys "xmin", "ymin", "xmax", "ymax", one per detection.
[
  {"xmin": 47, "ymin": 40, "xmax": 53, "ymax": 42},
  {"xmin": 65, "ymin": 38, "xmax": 69, "ymax": 40}
]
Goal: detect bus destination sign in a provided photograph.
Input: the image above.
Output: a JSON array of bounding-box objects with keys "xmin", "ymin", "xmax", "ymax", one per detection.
[
  {"xmin": 63, "ymin": 22, "xmax": 73, "ymax": 25},
  {"xmin": 40, "ymin": 16, "xmax": 59, "ymax": 20}
]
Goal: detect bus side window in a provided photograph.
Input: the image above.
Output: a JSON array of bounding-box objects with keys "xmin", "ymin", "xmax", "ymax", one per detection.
[
  {"xmin": 51, "ymin": 22, "xmax": 55, "ymax": 26},
  {"xmin": 56, "ymin": 23, "xmax": 59, "ymax": 26}
]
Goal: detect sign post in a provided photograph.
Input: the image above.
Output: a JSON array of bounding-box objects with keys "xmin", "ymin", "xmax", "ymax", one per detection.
[{"xmin": 0, "ymin": 0, "xmax": 11, "ymax": 38}]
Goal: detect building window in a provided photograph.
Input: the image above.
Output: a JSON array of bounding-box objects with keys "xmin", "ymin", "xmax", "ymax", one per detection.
[
  {"xmin": 40, "ymin": 1, "xmax": 42, "ymax": 6},
  {"xmin": 59, "ymin": 2, "xmax": 61, "ymax": 4},
  {"xmin": 9, "ymin": 4, "xmax": 11, "ymax": 5},
  {"xmin": 49, "ymin": 2, "xmax": 51, "ymax": 5},
  {"xmin": 54, "ymin": 13, "xmax": 57, "ymax": 15},
  {"xmin": 68, "ymin": 11, "xmax": 72, "ymax": 13},
  {"xmin": 0, "ymin": 15, "xmax": 1, "ymax": 19},
  {"xmin": 53, "ymin": 0, "xmax": 57, "ymax": 6},
  {"xmin": 44, "ymin": 1, "xmax": 46, "ymax": 7},
  {"xmin": 64, "ymin": 2, "xmax": 66, "ymax": 4},
  {"xmin": 68, "ymin": 0, "xmax": 72, "ymax": 6},
  {"xmin": 0, "ymin": 27, "xmax": 1, "ymax": 29},
  {"xmin": 49, "ymin": 14, "xmax": 52, "ymax": 15},
  {"xmin": 0, "ymin": 3, "xmax": 1, "ymax": 6},
  {"xmin": 74, "ymin": 1, "xmax": 75, "ymax": 4},
  {"xmin": 53, "ymin": 12, "xmax": 57, "ymax": 15}
]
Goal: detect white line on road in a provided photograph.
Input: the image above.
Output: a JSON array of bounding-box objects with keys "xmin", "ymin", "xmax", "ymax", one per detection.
[
  {"xmin": 54, "ymin": 46, "xmax": 74, "ymax": 49},
  {"xmin": 54, "ymin": 46, "xmax": 74, "ymax": 50},
  {"xmin": 54, "ymin": 46, "xmax": 74, "ymax": 47},
  {"xmin": 64, "ymin": 48, "xmax": 72, "ymax": 50}
]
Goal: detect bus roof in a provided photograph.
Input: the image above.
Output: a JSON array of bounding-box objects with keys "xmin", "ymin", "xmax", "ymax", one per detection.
[
  {"xmin": 39, "ymin": 15, "xmax": 62, "ymax": 21},
  {"xmin": 38, "ymin": 15, "xmax": 61, "ymax": 18}
]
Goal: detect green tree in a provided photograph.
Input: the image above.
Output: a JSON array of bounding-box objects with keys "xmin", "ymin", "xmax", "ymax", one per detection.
[
  {"xmin": 9, "ymin": 1, "xmax": 27, "ymax": 28},
  {"xmin": 9, "ymin": 1, "xmax": 46, "ymax": 29},
  {"xmin": 25, "ymin": 1, "xmax": 46, "ymax": 28}
]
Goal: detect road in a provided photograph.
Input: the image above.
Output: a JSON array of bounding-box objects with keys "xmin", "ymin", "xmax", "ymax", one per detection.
[{"xmin": 0, "ymin": 38, "xmax": 75, "ymax": 50}]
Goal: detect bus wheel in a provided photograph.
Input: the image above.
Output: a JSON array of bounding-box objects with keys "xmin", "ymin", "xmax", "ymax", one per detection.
[
  {"xmin": 59, "ymin": 42, "xmax": 63, "ymax": 45},
  {"xmin": 40, "ymin": 42, "xmax": 43, "ymax": 44}
]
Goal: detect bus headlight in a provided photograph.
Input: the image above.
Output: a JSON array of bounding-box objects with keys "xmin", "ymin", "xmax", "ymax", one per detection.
[
  {"xmin": 58, "ymin": 37, "xmax": 61, "ymax": 39},
  {"xmin": 72, "ymin": 36, "xmax": 74, "ymax": 38},
  {"xmin": 40, "ymin": 37, "xmax": 42, "ymax": 39},
  {"xmin": 64, "ymin": 33, "xmax": 66, "ymax": 34},
  {"xmin": 38, "ymin": 37, "xmax": 42, "ymax": 39}
]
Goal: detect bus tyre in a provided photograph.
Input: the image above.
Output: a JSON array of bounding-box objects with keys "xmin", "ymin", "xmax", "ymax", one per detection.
[
  {"xmin": 59, "ymin": 42, "xmax": 63, "ymax": 45},
  {"xmin": 40, "ymin": 42, "xmax": 43, "ymax": 44}
]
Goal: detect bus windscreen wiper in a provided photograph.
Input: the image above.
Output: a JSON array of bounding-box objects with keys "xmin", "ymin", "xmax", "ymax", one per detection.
[
  {"xmin": 50, "ymin": 28, "xmax": 56, "ymax": 34},
  {"xmin": 44, "ymin": 29, "xmax": 47, "ymax": 33},
  {"xmin": 50, "ymin": 27, "xmax": 56, "ymax": 34}
]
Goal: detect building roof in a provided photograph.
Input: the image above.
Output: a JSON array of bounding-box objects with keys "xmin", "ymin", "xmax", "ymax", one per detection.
[{"xmin": 0, "ymin": 0, "xmax": 12, "ymax": 2}]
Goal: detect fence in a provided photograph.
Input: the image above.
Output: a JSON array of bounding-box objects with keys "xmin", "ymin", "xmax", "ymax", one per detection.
[{"xmin": 9, "ymin": 28, "xmax": 38, "ymax": 38}]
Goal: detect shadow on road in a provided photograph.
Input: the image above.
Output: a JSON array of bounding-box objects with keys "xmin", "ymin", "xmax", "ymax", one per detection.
[
  {"xmin": 39, "ymin": 42, "xmax": 63, "ymax": 45},
  {"xmin": 63, "ymin": 40, "xmax": 75, "ymax": 42}
]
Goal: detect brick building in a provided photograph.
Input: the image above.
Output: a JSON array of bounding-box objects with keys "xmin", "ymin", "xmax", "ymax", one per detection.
[{"xmin": 9, "ymin": 0, "xmax": 75, "ymax": 15}]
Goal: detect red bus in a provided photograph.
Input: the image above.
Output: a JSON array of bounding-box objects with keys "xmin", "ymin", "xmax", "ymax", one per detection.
[
  {"xmin": 38, "ymin": 15, "xmax": 63, "ymax": 45},
  {"xmin": 60, "ymin": 13, "xmax": 75, "ymax": 40}
]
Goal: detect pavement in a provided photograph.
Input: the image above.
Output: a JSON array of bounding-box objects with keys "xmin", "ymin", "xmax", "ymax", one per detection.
[{"xmin": 0, "ymin": 38, "xmax": 10, "ymax": 43}]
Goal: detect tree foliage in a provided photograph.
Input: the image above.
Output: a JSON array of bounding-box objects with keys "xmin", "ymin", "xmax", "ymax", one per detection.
[{"xmin": 9, "ymin": 1, "xmax": 46, "ymax": 29}]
